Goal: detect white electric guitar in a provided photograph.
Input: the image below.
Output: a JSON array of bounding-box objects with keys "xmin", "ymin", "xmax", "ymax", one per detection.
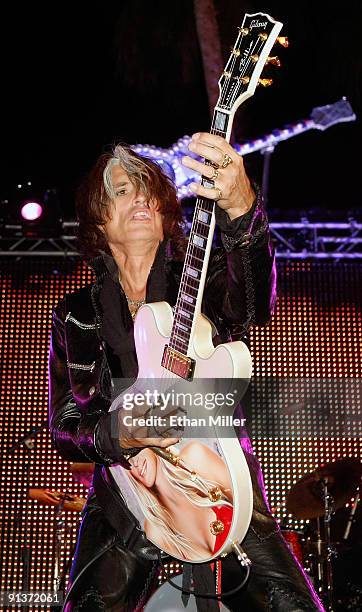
[{"xmin": 109, "ymin": 12, "xmax": 283, "ymax": 565}]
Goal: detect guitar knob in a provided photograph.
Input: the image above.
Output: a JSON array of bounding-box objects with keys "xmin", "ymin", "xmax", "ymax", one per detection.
[
  {"xmin": 258, "ymin": 78, "xmax": 273, "ymax": 87},
  {"xmin": 276, "ymin": 36, "xmax": 289, "ymax": 47},
  {"xmin": 238, "ymin": 27, "xmax": 249, "ymax": 35},
  {"xmin": 266, "ymin": 56, "xmax": 281, "ymax": 67}
]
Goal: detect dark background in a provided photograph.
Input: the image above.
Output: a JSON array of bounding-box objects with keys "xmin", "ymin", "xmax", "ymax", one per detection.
[{"xmin": 1, "ymin": 0, "xmax": 361, "ymax": 220}]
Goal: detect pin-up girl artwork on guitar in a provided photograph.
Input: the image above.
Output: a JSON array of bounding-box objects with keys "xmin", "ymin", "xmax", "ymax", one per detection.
[{"xmin": 123, "ymin": 440, "xmax": 233, "ymax": 561}]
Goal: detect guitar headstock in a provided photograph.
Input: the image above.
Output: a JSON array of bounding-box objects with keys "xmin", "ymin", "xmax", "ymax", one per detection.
[
  {"xmin": 217, "ymin": 12, "xmax": 284, "ymax": 115},
  {"xmin": 310, "ymin": 98, "xmax": 357, "ymax": 130}
]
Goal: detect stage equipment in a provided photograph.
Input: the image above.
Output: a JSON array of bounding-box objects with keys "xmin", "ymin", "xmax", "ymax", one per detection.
[
  {"xmin": 29, "ymin": 489, "xmax": 86, "ymax": 513},
  {"xmin": 1, "ymin": 182, "xmax": 62, "ymax": 238},
  {"xmin": 21, "ymin": 201, "xmax": 43, "ymax": 221},
  {"xmin": 330, "ymin": 490, "xmax": 361, "ymax": 545},
  {"xmin": 7, "ymin": 424, "xmax": 48, "ymax": 611},
  {"xmin": 280, "ymin": 528, "xmax": 305, "ymax": 565},
  {"xmin": 132, "ymin": 98, "xmax": 356, "ymax": 200},
  {"xmin": 286, "ymin": 458, "xmax": 362, "ymax": 519},
  {"xmin": 29, "ymin": 489, "xmax": 85, "ymax": 593},
  {"xmin": 286, "ymin": 458, "xmax": 362, "ymax": 610},
  {"xmin": 1, "ymin": 218, "xmax": 362, "ymax": 259},
  {"xmin": 144, "ymin": 573, "xmax": 230, "ymax": 611}
]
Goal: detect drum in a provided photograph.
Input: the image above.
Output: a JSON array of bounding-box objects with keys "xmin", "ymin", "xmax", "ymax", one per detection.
[
  {"xmin": 145, "ymin": 573, "xmax": 230, "ymax": 611},
  {"xmin": 280, "ymin": 528, "xmax": 305, "ymax": 565}
]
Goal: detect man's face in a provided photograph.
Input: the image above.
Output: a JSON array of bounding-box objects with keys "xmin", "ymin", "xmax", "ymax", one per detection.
[{"xmin": 102, "ymin": 165, "xmax": 164, "ymax": 248}]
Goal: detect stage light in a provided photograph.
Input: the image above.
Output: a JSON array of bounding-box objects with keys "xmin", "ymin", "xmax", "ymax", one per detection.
[
  {"xmin": 12, "ymin": 183, "xmax": 63, "ymax": 238},
  {"xmin": 20, "ymin": 201, "xmax": 43, "ymax": 221}
]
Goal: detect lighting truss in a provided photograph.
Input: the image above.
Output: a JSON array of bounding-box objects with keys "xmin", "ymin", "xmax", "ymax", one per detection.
[
  {"xmin": 1, "ymin": 219, "xmax": 361, "ymax": 259},
  {"xmin": 269, "ymin": 220, "xmax": 362, "ymax": 259}
]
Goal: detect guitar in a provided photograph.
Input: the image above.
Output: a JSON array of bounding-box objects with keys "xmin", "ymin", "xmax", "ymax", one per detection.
[
  {"xmin": 109, "ymin": 12, "xmax": 283, "ymax": 564},
  {"xmin": 233, "ymin": 97, "xmax": 357, "ymax": 155},
  {"xmin": 133, "ymin": 98, "xmax": 356, "ymax": 198}
]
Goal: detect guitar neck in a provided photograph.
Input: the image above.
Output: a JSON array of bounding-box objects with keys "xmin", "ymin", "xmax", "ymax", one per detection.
[
  {"xmin": 167, "ymin": 11, "xmax": 284, "ymax": 356},
  {"xmin": 168, "ymin": 114, "xmax": 233, "ymax": 355},
  {"xmin": 237, "ymin": 119, "xmax": 314, "ymax": 155},
  {"xmin": 236, "ymin": 98, "xmax": 356, "ymax": 155}
]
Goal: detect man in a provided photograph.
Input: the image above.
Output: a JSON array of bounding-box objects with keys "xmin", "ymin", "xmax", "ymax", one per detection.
[{"xmin": 49, "ymin": 133, "xmax": 323, "ymax": 610}]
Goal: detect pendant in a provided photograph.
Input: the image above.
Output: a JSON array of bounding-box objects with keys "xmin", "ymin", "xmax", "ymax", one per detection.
[{"xmin": 210, "ymin": 519, "xmax": 224, "ymax": 535}]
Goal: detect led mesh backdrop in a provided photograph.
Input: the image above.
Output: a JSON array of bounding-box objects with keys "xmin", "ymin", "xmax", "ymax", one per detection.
[{"xmin": 1, "ymin": 259, "xmax": 361, "ymax": 602}]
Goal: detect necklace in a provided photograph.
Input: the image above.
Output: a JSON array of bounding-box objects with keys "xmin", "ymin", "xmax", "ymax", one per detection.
[
  {"xmin": 125, "ymin": 295, "xmax": 145, "ymax": 320},
  {"xmin": 124, "ymin": 294, "xmax": 146, "ymax": 308},
  {"xmin": 119, "ymin": 273, "xmax": 145, "ymax": 319}
]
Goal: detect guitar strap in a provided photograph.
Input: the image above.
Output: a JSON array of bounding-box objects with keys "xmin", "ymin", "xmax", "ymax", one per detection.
[{"xmin": 191, "ymin": 564, "xmax": 220, "ymax": 611}]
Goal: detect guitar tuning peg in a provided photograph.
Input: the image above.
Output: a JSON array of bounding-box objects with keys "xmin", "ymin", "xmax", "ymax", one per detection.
[
  {"xmin": 237, "ymin": 27, "xmax": 249, "ymax": 35},
  {"xmin": 276, "ymin": 36, "xmax": 289, "ymax": 48},
  {"xmin": 258, "ymin": 78, "xmax": 273, "ymax": 87},
  {"xmin": 230, "ymin": 46, "xmax": 241, "ymax": 57},
  {"xmin": 266, "ymin": 56, "xmax": 281, "ymax": 67}
]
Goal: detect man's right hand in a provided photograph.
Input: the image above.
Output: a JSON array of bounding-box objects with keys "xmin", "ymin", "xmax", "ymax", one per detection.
[{"xmin": 117, "ymin": 394, "xmax": 183, "ymax": 451}]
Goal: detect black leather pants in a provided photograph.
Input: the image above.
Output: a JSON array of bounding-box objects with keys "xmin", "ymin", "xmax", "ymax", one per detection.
[
  {"xmin": 63, "ymin": 501, "xmax": 158, "ymax": 612},
  {"xmin": 63, "ymin": 497, "xmax": 324, "ymax": 612},
  {"xmin": 220, "ymin": 512, "xmax": 324, "ymax": 611}
]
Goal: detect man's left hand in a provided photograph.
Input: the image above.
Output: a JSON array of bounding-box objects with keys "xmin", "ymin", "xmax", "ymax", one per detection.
[{"xmin": 182, "ymin": 132, "xmax": 255, "ymax": 220}]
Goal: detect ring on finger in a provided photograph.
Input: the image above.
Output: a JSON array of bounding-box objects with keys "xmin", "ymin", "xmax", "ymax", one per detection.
[
  {"xmin": 221, "ymin": 153, "xmax": 233, "ymax": 168},
  {"xmin": 210, "ymin": 167, "xmax": 219, "ymax": 181},
  {"xmin": 215, "ymin": 187, "xmax": 223, "ymax": 201}
]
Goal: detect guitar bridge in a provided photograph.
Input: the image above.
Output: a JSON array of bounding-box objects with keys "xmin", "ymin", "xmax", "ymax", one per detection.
[{"xmin": 161, "ymin": 345, "xmax": 195, "ymax": 381}]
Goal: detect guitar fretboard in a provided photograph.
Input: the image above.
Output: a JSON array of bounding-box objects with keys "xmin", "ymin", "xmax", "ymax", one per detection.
[{"xmin": 168, "ymin": 112, "xmax": 231, "ymax": 354}]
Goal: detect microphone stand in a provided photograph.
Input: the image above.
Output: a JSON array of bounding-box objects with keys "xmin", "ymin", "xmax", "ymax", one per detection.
[
  {"xmin": 53, "ymin": 494, "xmax": 66, "ymax": 593},
  {"xmin": 8, "ymin": 422, "xmax": 48, "ymax": 611},
  {"xmin": 343, "ymin": 488, "xmax": 360, "ymax": 541},
  {"xmin": 320, "ymin": 477, "xmax": 335, "ymax": 612}
]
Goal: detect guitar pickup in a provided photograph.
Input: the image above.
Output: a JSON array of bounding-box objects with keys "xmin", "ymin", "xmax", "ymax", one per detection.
[{"xmin": 161, "ymin": 345, "xmax": 195, "ymax": 381}]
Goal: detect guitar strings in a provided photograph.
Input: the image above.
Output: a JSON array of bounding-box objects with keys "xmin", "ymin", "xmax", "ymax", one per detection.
[
  {"xmin": 169, "ymin": 32, "xmax": 265, "ymax": 357},
  {"xmin": 161, "ymin": 37, "xmax": 263, "ymax": 391},
  {"xmin": 152, "ymin": 26, "xmax": 274, "ymax": 379},
  {"xmin": 218, "ymin": 27, "xmax": 243, "ymax": 108},
  {"xmin": 158, "ymin": 32, "xmax": 268, "ymax": 395}
]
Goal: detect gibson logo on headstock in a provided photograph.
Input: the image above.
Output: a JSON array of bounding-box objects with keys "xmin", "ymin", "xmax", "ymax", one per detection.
[{"xmin": 250, "ymin": 19, "xmax": 267, "ymax": 29}]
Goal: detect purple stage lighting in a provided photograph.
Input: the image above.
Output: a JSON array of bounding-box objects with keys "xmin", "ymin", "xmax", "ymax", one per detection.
[{"xmin": 21, "ymin": 201, "xmax": 43, "ymax": 221}]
